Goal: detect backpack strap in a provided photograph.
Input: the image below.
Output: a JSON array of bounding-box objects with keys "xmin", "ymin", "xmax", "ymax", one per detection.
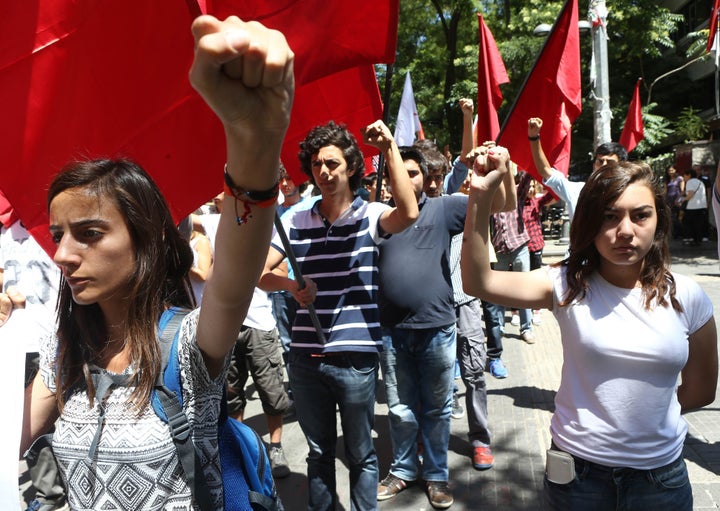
[{"xmin": 153, "ymin": 308, "xmax": 215, "ymax": 511}]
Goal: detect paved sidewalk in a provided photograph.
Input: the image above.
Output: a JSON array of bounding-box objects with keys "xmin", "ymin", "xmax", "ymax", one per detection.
[{"xmin": 18, "ymin": 239, "xmax": 720, "ymax": 510}]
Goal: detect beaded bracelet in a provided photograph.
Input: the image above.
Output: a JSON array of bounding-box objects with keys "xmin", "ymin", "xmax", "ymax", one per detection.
[{"xmin": 223, "ymin": 165, "xmax": 279, "ymax": 225}]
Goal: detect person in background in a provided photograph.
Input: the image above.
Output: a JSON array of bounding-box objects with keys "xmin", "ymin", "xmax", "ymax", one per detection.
[
  {"xmin": 178, "ymin": 215, "xmax": 212, "ymax": 305},
  {"xmin": 679, "ymin": 168, "xmax": 707, "ymax": 247},
  {"xmin": 462, "ymin": 147, "xmax": 717, "ymax": 511},
  {"xmin": 664, "ymin": 165, "xmax": 684, "ymax": 238},
  {"xmin": 520, "ymin": 175, "xmax": 555, "ymax": 325},
  {"xmin": 528, "ymin": 117, "xmax": 627, "ymax": 219},
  {"xmin": 226, "ymin": 287, "xmax": 292, "ymax": 479}
]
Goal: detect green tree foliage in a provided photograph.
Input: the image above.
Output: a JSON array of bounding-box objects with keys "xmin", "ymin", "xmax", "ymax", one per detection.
[
  {"xmin": 675, "ymin": 106, "xmax": 710, "ymax": 142},
  {"xmin": 633, "ymin": 103, "xmax": 673, "ymax": 156},
  {"xmin": 388, "ymin": 0, "xmax": 706, "ymax": 174}
]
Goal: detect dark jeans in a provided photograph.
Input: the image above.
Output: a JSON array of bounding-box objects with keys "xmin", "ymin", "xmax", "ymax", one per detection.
[
  {"xmin": 289, "ymin": 351, "xmax": 379, "ymax": 511},
  {"xmin": 481, "ymin": 300, "xmax": 504, "ymax": 360},
  {"xmin": 529, "ymin": 249, "xmax": 543, "ymax": 271},
  {"xmin": 683, "ymin": 208, "xmax": 707, "ymax": 243},
  {"xmin": 544, "ymin": 451, "xmax": 692, "ymax": 511}
]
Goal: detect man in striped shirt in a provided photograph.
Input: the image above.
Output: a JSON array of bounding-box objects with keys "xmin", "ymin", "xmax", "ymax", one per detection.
[{"xmin": 259, "ymin": 120, "xmax": 418, "ymax": 511}]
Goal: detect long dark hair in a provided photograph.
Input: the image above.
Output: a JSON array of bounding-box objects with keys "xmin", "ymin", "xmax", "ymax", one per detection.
[
  {"xmin": 47, "ymin": 159, "xmax": 194, "ymax": 409},
  {"xmin": 557, "ymin": 161, "xmax": 681, "ymax": 311}
]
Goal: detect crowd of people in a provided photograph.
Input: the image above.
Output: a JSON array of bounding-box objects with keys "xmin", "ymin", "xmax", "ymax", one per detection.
[{"xmin": 3, "ymin": 14, "xmax": 717, "ymax": 511}]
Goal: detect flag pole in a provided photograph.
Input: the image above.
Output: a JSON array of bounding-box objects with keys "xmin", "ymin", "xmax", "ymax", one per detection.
[
  {"xmin": 273, "ymin": 212, "xmax": 326, "ymax": 343},
  {"xmin": 495, "ymin": 0, "xmax": 573, "ymax": 143},
  {"xmin": 374, "ymin": 63, "xmax": 394, "ymax": 202}
]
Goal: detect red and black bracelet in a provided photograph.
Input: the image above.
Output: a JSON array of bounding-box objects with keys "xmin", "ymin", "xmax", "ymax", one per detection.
[{"xmin": 223, "ymin": 165, "xmax": 279, "ymax": 225}]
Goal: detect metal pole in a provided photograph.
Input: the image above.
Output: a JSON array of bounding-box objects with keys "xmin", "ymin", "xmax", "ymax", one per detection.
[
  {"xmin": 590, "ymin": 0, "xmax": 611, "ymax": 148},
  {"xmin": 273, "ymin": 212, "xmax": 326, "ymax": 343}
]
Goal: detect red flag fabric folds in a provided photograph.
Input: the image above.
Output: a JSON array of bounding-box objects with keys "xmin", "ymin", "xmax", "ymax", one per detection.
[
  {"xmin": 496, "ymin": 0, "xmax": 581, "ymax": 178},
  {"xmin": 476, "ymin": 14, "xmax": 509, "ymax": 144},
  {"xmin": 212, "ymin": 0, "xmax": 399, "ymax": 86},
  {"xmin": 619, "ymin": 79, "xmax": 644, "ymax": 153},
  {"xmin": 708, "ymin": 0, "xmax": 719, "ymax": 52},
  {"xmin": 281, "ymin": 65, "xmax": 384, "ymax": 183},
  {"xmin": 0, "ymin": 1, "xmax": 398, "ymax": 254}
]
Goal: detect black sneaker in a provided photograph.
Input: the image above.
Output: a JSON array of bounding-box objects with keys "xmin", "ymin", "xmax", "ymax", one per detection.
[
  {"xmin": 426, "ymin": 480, "xmax": 454, "ymax": 509},
  {"xmin": 377, "ymin": 473, "xmax": 410, "ymax": 501}
]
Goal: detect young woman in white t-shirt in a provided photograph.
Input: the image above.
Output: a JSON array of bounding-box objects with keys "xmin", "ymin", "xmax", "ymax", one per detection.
[
  {"xmin": 462, "ymin": 151, "xmax": 718, "ymax": 510},
  {"xmin": 16, "ymin": 16, "xmax": 294, "ymax": 510}
]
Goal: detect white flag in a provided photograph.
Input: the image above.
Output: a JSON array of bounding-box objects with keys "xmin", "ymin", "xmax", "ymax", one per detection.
[{"xmin": 394, "ymin": 72, "xmax": 423, "ymax": 146}]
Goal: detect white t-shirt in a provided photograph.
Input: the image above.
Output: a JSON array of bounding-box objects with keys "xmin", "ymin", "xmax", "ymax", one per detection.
[
  {"xmin": 543, "ymin": 168, "xmax": 584, "ymax": 220},
  {"xmin": 40, "ymin": 308, "xmax": 229, "ymax": 510},
  {"xmin": 243, "ymin": 287, "xmax": 276, "ymax": 332},
  {"xmin": 685, "ymin": 177, "xmax": 707, "ymax": 210},
  {"xmin": 547, "ymin": 265, "xmax": 713, "ymax": 469}
]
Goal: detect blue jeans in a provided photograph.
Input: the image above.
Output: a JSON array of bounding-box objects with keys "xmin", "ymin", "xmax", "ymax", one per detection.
[
  {"xmin": 495, "ymin": 244, "xmax": 532, "ymax": 333},
  {"xmin": 270, "ymin": 290, "xmax": 298, "ymax": 365},
  {"xmin": 288, "ymin": 351, "xmax": 379, "ymax": 511},
  {"xmin": 544, "ymin": 451, "xmax": 692, "ymax": 511},
  {"xmin": 379, "ymin": 324, "xmax": 456, "ymax": 482}
]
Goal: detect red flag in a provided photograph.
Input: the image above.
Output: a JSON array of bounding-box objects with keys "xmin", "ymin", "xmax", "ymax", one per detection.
[
  {"xmin": 280, "ymin": 65, "xmax": 384, "ymax": 184},
  {"xmin": 497, "ymin": 0, "xmax": 581, "ymax": 178},
  {"xmin": 708, "ymin": 0, "xmax": 719, "ymax": 52},
  {"xmin": 476, "ymin": 14, "xmax": 509, "ymax": 144},
  {"xmin": 213, "ymin": 1, "xmax": 399, "ymax": 86},
  {"xmin": 0, "ymin": 1, "xmax": 398, "ymax": 254},
  {"xmin": 619, "ymin": 79, "xmax": 644, "ymax": 153}
]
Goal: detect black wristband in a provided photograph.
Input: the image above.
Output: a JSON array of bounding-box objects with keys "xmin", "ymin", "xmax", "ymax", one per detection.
[
  {"xmin": 223, "ymin": 165, "xmax": 279, "ymax": 203},
  {"xmin": 528, "ymin": 134, "xmax": 540, "ymax": 141}
]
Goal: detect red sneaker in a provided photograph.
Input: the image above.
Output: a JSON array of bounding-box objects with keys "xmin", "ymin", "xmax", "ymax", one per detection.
[{"xmin": 473, "ymin": 446, "xmax": 494, "ymax": 470}]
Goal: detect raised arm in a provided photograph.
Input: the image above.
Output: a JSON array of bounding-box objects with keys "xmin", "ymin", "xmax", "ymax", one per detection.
[
  {"xmin": 189, "ymin": 16, "xmax": 294, "ymax": 375},
  {"xmin": 363, "ymin": 120, "xmax": 419, "ymax": 234},
  {"xmin": 461, "ymin": 147, "xmax": 553, "ymax": 310},
  {"xmin": 459, "ymin": 98, "xmax": 475, "ymax": 165},
  {"xmin": 528, "ymin": 117, "xmax": 553, "ymax": 182}
]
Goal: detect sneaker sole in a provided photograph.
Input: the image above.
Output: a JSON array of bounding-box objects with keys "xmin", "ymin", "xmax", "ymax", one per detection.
[
  {"xmin": 473, "ymin": 462, "xmax": 494, "ymax": 471},
  {"xmin": 429, "ymin": 498, "xmax": 454, "ymax": 509}
]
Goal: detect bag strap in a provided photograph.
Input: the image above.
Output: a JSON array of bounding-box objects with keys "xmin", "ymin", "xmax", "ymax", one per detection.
[{"xmin": 153, "ymin": 308, "xmax": 215, "ymax": 511}]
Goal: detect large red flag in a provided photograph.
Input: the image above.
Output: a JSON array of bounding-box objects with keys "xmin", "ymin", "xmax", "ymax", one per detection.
[
  {"xmin": 619, "ymin": 79, "xmax": 644, "ymax": 153},
  {"xmin": 0, "ymin": 1, "xmax": 398, "ymax": 254},
  {"xmin": 212, "ymin": 1, "xmax": 399, "ymax": 86},
  {"xmin": 476, "ymin": 14, "xmax": 509, "ymax": 144},
  {"xmin": 708, "ymin": 0, "xmax": 719, "ymax": 52},
  {"xmin": 281, "ymin": 65, "xmax": 384, "ymax": 183},
  {"xmin": 497, "ymin": 0, "xmax": 581, "ymax": 178}
]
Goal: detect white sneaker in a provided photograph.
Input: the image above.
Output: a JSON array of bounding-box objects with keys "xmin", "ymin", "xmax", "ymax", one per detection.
[
  {"xmin": 510, "ymin": 314, "xmax": 520, "ymax": 326},
  {"xmin": 532, "ymin": 310, "xmax": 542, "ymax": 325}
]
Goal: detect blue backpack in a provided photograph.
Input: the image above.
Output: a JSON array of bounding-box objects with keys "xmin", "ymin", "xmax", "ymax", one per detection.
[{"xmin": 153, "ymin": 308, "xmax": 283, "ymax": 511}]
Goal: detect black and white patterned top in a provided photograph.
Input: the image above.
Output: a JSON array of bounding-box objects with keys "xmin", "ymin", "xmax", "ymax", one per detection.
[{"xmin": 39, "ymin": 308, "xmax": 228, "ymax": 510}]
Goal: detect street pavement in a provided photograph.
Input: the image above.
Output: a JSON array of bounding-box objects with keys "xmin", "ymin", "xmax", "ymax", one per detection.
[{"xmin": 18, "ymin": 238, "xmax": 720, "ymax": 510}]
